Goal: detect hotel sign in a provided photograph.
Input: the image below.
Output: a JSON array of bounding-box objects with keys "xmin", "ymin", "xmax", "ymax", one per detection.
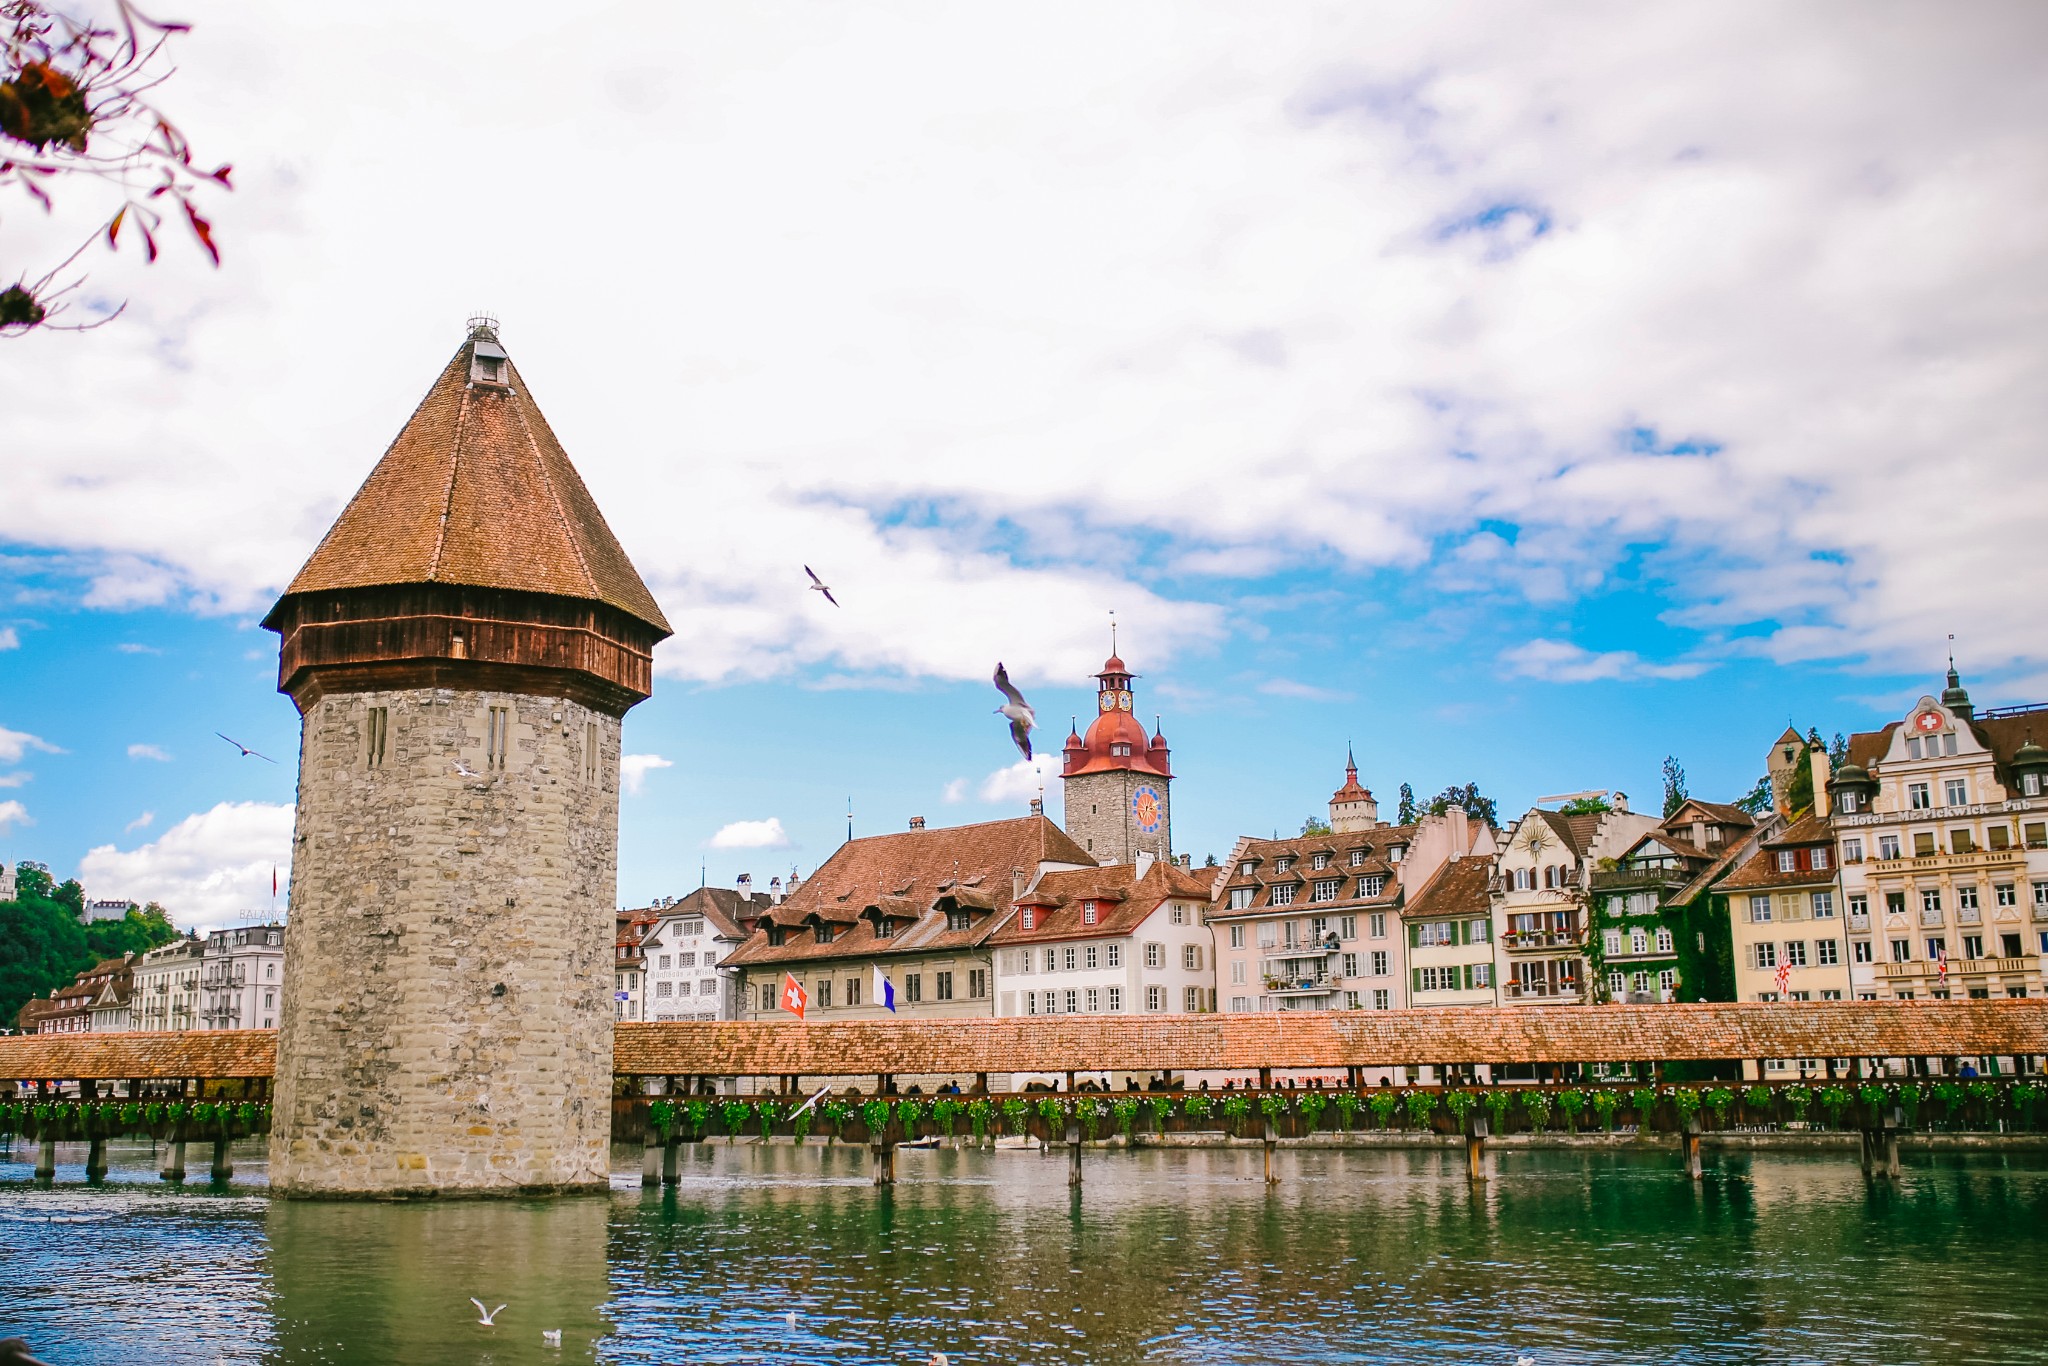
[{"xmin": 1835, "ymin": 797, "xmax": 2044, "ymax": 830}]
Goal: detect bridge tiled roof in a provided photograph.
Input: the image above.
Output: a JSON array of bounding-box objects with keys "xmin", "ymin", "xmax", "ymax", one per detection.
[{"xmin": 0, "ymin": 1030, "xmax": 276, "ymax": 1080}]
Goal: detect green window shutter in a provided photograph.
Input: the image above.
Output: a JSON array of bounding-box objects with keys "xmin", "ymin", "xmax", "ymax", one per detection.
[
  {"xmin": 1411, "ymin": 967, "xmax": 1422, "ymax": 994},
  {"xmin": 1408, "ymin": 923, "xmax": 1420, "ymax": 949},
  {"xmin": 1461, "ymin": 964, "xmax": 1473, "ymax": 990}
]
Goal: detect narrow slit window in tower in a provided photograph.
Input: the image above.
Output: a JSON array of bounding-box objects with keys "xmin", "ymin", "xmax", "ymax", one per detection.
[
  {"xmin": 486, "ymin": 706, "xmax": 510, "ymax": 771},
  {"xmin": 365, "ymin": 706, "xmax": 388, "ymax": 768}
]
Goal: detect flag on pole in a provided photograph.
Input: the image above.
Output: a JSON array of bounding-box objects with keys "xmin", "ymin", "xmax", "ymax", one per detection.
[
  {"xmin": 780, "ymin": 973, "xmax": 808, "ymax": 1021},
  {"xmin": 1774, "ymin": 960, "xmax": 1791, "ymax": 998},
  {"xmin": 272, "ymin": 865, "xmax": 278, "ymax": 898},
  {"xmin": 1936, "ymin": 947, "xmax": 1948, "ymax": 985},
  {"xmin": 872, "ymin": 965, "xmax": 897, "ymax": 1013}
]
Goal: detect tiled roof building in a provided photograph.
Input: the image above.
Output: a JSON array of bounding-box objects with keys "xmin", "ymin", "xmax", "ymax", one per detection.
[
  {"xmin": 1489, "ymin": 798, "xmax": 1660, "ymax": 1006},
  {"xmin": 638, "ymin": 883, "xmax": 772, "ymax": 1023},
  {"xmin": 1716, "ymin": 811, "xmax": 1850, "ymax": 1021},
  {"xmin": 1590, "ymin": 798, "xmax": 1771, "ymax": 1006},
  {"xmin": 1827, "ymin": 664, "xmax": 2048, "ymax": 1005},
  {"xmin": 990, "ymin": 856, "xmax": 1218, "ymax": 1020},
  {"xmin": 1061, "ymin": 645, "xmax": 1173, "ymax": 865},
  {"xmin": 724, "ymin": 815, "xmax": 1094, "ymax": 1019}
]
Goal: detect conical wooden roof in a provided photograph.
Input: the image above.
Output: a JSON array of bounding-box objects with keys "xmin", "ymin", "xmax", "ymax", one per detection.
[{"xmin": 274, "ymin": 325, "xmax": 670, "ymax": 635}]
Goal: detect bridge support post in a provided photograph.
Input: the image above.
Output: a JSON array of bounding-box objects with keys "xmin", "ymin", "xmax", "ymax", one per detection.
[
  {"xmin": 86, "ymin": 1135, "xmax": 108, "ymax": 1181},
  {"xmin": 871, "ymin": 1140, "xmax": 896, "ymax": 1187},
  {"xmin": 641, "ymin": 1136, "xmax": 661, "ymax": 1187},
  {"xmin": 1861, "ymin": 1106, "xmax": 1903, "ymax": 1181},
  {"xmin": 161, "ymin": 1137, "xmax": 187, "ymax": 1183},
  {"xmin": 1466, "ymin": 1113, "xmax": 1489, "ymax": 1183},
  {"xmin": 1681, "ymin": 1117, "xmax": 1702, "ymax": 1181},
  {"xmin": 1066, "ymin": 1118, "xmax": 1082, "ymax": 1189},
  {"xmin": 210, "ymin": 1136, "xmax": 233, "ymax": 1182},
  {"xmin": 661, "ymin": 1138, "xmax": 680, "ymax": 1187},
  {"xmin": 1263, "ymin": 1117, "xmax": 1278, "ymax": 1185},
  {"xmin": 35, "ymin": 1132, "xmax": 56, "ymax": 1181}
]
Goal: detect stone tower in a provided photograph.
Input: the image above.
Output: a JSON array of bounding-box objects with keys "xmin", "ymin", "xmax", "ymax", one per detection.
[
  {"xmin": 1060, "ymin": 646, "xmax": 1172, "ymax": 864},
  {"xmin": 261, "ymin": 320, "xmax": 671, "ymax": 1197},
  {"xmin": 1328, "ymin": 748, "xmax": 1381, "ymax": 833}
]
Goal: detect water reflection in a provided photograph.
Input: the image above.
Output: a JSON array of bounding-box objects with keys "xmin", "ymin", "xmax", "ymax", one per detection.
[
  {"xmin": 265, "ymin": 1196, "xmax": 613, "ymax": 1365},
  {"xmin": 2, "ymin": 1139, "xmax": 2046, "ymax": 1365}
]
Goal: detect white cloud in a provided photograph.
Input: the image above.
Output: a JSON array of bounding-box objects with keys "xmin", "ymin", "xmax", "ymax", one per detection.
[
  {"xmin": 0, "ymin": 627, "xmax": 17, "ymax": 650},
  {"xmin": 115, "ymin": 642, "xmax": 163, "ymax": 655},
  {"xmin": 619, "ymin": 753, "xmax": 673, "ymax": 796},
  {"xmin": 1502, "ymin": 638, "xmax": 1713, "ymax": 684},
  {"xmin": 1258, "ymin": 678, "xmax": 1354, "ymax": 703},
  {"xmin": 76, "ymin": 800, "xmax": 294, "ymax": 930},
  {"xmin": 708, "ymin": 817, "xmax": 792, "ymax": 850},
  {"xmin": 0, "ymin": 772, "xmax": 29, "ymax": 789},
  {"xmin": 127, "ymin": 743, "xmax": 173, "ymax": 762},
  {"xmin": 0, "ymin": 726, "xmax": 61, "ymax": 765},
  {"xmin": 941, "ymin": 777, "xmax": 969, "ymax": 804},
  {"xmin": 0, "ymin": 800, "xmax": 30, "ymax": 833},
  {"xmin": 1, "ymin": 5, "xmax": 2044, "ymax": 686},
  {"xmin": 979, "ymin": 755, "xmax": 1057, "ymax": 805},
  {"xmin": 126, "ymin": 810, "xmax": 155, "ymax": 832}
]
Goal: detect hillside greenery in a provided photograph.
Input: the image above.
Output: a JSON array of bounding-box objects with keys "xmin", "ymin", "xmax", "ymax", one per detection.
[{"xmin": 2, "ymin": 862, "xmax": 182, "ymax": 1028}]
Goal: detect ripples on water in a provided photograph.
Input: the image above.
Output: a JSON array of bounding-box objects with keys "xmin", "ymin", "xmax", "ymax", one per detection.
[{"xmin": 1, "ymin": 1137, "xmax": 2044, "ymax": 1364}]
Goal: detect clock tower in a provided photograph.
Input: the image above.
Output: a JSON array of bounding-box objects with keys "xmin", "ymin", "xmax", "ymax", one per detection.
[{"xmin": 1060, "ymin": 646, "xmax": 1172, "ymax": 865}]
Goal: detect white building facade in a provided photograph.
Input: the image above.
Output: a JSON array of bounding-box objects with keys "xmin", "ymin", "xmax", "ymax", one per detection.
[
  {"xmin": 200, "ymin": 923, "xmax": 288, "ymax": 1030},
  {"xmin": 130, "ymin": 938, "xmax": 206, "ymax": 1032}
]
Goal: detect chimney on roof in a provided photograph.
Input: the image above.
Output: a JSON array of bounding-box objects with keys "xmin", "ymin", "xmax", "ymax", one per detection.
[
  {"xmin": 1613, "ymin": 791, "xmax": 1630, "ymax": 813},
  {"xmin": 769, "ymin": 876, "xmax": 783, "ymax": 904},
  {"xmin": 1446, "ymin": 804, "xmax": 1469, "ymax": 859},
  {"xmin": 736, "ymin": 873, "xmax": 752, "ymax": 898},
  {"xmin": 1178, "ymin": 853, "xmax": 1190, "ymax": 868},
  {"xmin": 909, "ymin": 816, "xmax": 926, "ymax": 831},
  {"xmin": 1029, "ymin": 797, "xmax": 1043, "ymax": 817},
  {"xmin": 1012, "ymin": 867, "xmax": 1027, "ymax": 900}
]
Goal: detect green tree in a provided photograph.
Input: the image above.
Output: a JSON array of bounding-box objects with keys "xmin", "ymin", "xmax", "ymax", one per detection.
[
  {"xmin": 1396, "ymin": 783, "xmax": 1417, "ymax": 825},
  {"xmin": 1300, "ymin": 815, "xmax": 1332, "ymax": 836},
  {"xmin": 0, "ymin": 863, "xmax": 180, "ymax": 1025},
  {"xmin": 1733, "ymin": 774, "xmax": 1774, "ymax": 815},
  {"xmin": 1662, "ymin": 755, "xmax": 1688, "ymax": 818},
  {"xmin": 1424, "ymin": 783, "xmax": 1498, "ymax": 827},
  {"xmin": 1558, "ymin": 795, "xmax": 1612, "ymax": 816}
]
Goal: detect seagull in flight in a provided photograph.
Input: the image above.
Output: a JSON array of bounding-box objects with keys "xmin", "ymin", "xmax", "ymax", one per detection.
[
  {"xmin": 215, "ymin": 733, "xmax": 278, "ymax": 764},
  {"xmin": 803, "ymin": 566, "xmax": 839, "ymax": 607},
  {"xmin": 993, "ymin": 663, "xmax": 1035, "ymax": 760},
  {"xmin": 470, "ymin": 1298, "xmax": 506, "ymax": 1326},
  {"xmin": 451, "ymin": 759, "xmax": 481, "ymax": 779}
]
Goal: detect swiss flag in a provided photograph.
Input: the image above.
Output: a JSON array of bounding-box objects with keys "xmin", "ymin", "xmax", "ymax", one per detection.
[{"xmin": 780, "ymin": 973, "xmax": 808, "ymax": 1020}]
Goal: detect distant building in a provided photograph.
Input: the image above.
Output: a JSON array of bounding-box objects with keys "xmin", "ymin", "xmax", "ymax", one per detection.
[
  {"xmin": 200, "ymin": 923, "xmax": 288, "ymax": 1030},
  {"xmin": 725, "ymin": 815, "xmax": 1093, "ymax": 1019},
  {"xmin": 1590, "ymin": 800, "xmax": 1771, "ymax": 1003},
  {"xmin": 636, "ymin": 882, "xmax": 770, "ymax": 1022},
  {"xmin": 130, "ymin": 937, "xmax": 207, "ymax": 1032},
  {"xmin": 82, "ymin": 898, "xmax": 133, "ymax": 924},
  {"xmin": 1211, "ymin": 763, "xmax": 1494, "ymax": 1012},
  {"xmin": 36, "ymin": 955, "xmax": 135, "ymax": 1034},
  {"xmin": 1490, "ymin": 799, "xmax": 1658, "ymax": 1005},
  {"xmin": 1061, "ymin": 647, "xmax": 1173, "ymax": 865},
  {"xmin": 1717, "ymin": 812, "xmax": 1849, "ymax": 1005},
  {"xmin": 1829, "ymin": 664, "xmax": 2048, "ymax": 1002},
  {"xmin": 990, "ymin": 854, "xmax": 1217, "ymax": 1019}
]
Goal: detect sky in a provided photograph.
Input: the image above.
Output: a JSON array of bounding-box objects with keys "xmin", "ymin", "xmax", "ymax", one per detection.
[{"xmin": 3, "ymin": 2, "xmax": 2046, "ymax": 929}]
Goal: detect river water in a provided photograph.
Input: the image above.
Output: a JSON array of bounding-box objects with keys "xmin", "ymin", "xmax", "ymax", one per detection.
[{"xmin": 1, "ymin": 1138, "xmax": 2044, "ymax": 1365}]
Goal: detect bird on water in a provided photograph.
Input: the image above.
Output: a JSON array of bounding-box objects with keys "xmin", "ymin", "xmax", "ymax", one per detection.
[{"xmin": 470, "ymin": 1298, "xmax": 506, "ymax": 1326}]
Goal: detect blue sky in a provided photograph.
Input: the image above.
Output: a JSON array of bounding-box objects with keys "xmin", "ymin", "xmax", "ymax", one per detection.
[{"xmin": 3, "ymin": 3, "xmax": 2044, "ymax": 926}]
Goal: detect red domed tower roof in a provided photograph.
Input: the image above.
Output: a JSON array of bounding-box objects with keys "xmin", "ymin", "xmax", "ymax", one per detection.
[{"xmin": 1064, "ymin": 645, "xmax": 1170, "ymax": 778}]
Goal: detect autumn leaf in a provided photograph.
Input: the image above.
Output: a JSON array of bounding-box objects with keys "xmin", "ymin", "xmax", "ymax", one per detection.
[{"xmin": 106, "ymin": 205, "xmax": 126, "ymax": 246}]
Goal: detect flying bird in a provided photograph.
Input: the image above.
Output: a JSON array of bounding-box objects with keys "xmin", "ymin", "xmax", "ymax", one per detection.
[
  {"xmin": 215, "ymin": 732, "xmax": 278, "ymax": 764},
  {"xmin": 993, "ymin": 663, "xmax": 1035, "ymax": 760},
  {"xmin": 470, "ymin": 1299, "xmax": 506, "ymax": 1327},
  {"xmin": 451, "ymin": 759, "xmax": 481, "ymax": 779},
  {"xmin": 803, "ymin": 565, "xmax": 839, "ymax": 607}
]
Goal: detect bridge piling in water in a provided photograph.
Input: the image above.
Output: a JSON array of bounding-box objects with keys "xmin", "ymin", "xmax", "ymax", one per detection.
[
  {"xmin": 1860, "ymin": 1108, "xmax": 1903, "ymax": 1181},
  {"xmin": 1681, "ymin": 1118, "xmax": 1703, "ymax": 1180},
  {"xmin": 160, "ymin": 1138, "xmax": 186, "ymax": 1183},
  {"xmin": 661, "ymin": 1139, "xmax": 680, "ymax": 1186},
  {"xmin": 35, "ymin": 1133, "xmax": 56, "ymax": 1181},
  {"xmin": 210, "ymin": 1137, "xmax": 233, "ymax": 1182},
  {"xmin": 1262, "ymin": 1117, "xmax": 1278, "ymax": 1184},
  {"xmin": 1066, "ymin": 1118, "xmax": 1083, "ymax": 1188},
  {"xmin": 1466, "ymin": 1114, "xmax": 1489, "ymax": 1182},
  {"xmin": 85, "ymin": 1135, "xmax": 107, "ymax": 1181},
  {"xmin": 871, "ymin": 1139, "xmax": 896, "ymax": 1186},
  {"xmin": 641, "ymin": 1137, "xmax": 661, "ymax": 1187}
]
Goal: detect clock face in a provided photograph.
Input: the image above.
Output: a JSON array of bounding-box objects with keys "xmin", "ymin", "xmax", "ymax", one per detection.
[
  {"xmin": 1914, "ymin": 709, "xmax": 1943, "ymax": 734},
  {"xmin": 1118, "ymin": 691, "xmax": 1132, "ymax": 711},
  {"xmin": 1100, "ymin": 693, "xmax": 1115, "ymax": 713},
  {"xmin": 1131, "ymin": 785, "xmax": 1162, "ymax": 834}
]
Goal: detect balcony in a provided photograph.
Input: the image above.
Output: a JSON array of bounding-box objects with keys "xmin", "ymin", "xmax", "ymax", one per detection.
[
  {"xmin": 1878, "ymin": 957, "xmax": 2033, "ymax": 979},
  {"xmin": 1848, "ymin": 913, "xmax": 1871, "ymax": 932},
  {"xmin": 1501, "ymin": 929, "xmax": 1582, "ymax": 951},
  {"xmin": 1266, "ymin": 978, "xmax": 1340, "ymax": 1000},
  {"xmin": 1260, "ymin": 947, "xmax": 1339, "ymax": 975},
  {"xmin": 1957, "ymin": 906, "xmax": 1983, "ymax": 926},
  {"xmin": 1504, "ymin": 980, "xmax": 1583, "ymax": 1001},
  {"xmin": 1869, "ymin": 849, "xmax": 2026, "ymax": 874},
  {"xmin": 1919, "ymin": 908, "xmax": 1946, "ymax": 929},
  {"xmin": 1590, "ymin": 865, "xmax": 1688, "ymax": 893}
]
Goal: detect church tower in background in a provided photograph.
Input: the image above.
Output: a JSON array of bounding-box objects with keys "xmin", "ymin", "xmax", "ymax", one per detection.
[
  {"xmin": 262, "ymin": 319, "xmax": 670, "ymax": 1196},
  {"xmin": 1061, "ymin": 643, "xmax": 1173, "ymax": 864}
]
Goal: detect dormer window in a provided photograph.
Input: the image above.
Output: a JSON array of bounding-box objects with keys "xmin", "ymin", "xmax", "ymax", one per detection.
[
  {"xmin": 1082, "ymin": 901, "xmax": 1098, "ymax": 925},
  {"xmin": 874, "ymin": 917, "xmax": 894, "ymax": 939},
  {"xmin": 471, "ymin": 337, "xmax": 509, "ymax": 386},
  {"xmin": 1275, "ymin": 857, "xmax": 1293, "ymax": 873},
  {"xmin": 1312, "ymin": 853, "xmax": 1330, "ymax": 870},
  {"xmin": 766, "ymin": 926, "xmax": 786, "ymax": 946},
  {"xmin": 1020, "ymin": 907, "xmax": 1036, "ymax": 930},
  {"xmin": 946, "ymin": 909, "xmax": 971, "ymax": 932},
  {"xmin": 1239, "ymin": 862, "xmax": 1254, "ymax": 875},
  {"xmin": 1110, "ymin": 742, "xmax": 1132, "ymax": 757},
  {"xmin": 814, "ymin": 924, "xmax": 835, "ymax": 944},
  {"xmin": 1349, "ymin": 850, "xmax": 1365, "ymax": 867},
  {"xmin": 1389, "ymin": 845, "xmax": 1405, "ymax": 863}
]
